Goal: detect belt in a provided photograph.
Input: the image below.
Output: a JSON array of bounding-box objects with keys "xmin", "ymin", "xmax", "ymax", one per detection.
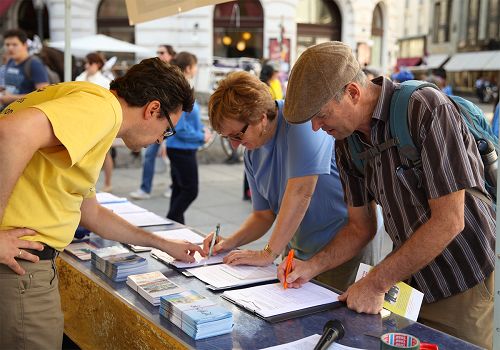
[{"xmin": 25, "ymin": 245, "xmax": 58, "ymax": 260}]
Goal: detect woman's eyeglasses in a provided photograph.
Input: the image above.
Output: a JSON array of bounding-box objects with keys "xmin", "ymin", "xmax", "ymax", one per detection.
[
  {"xmin": 156, "ymin": 51, "xmax": 167, "ymax": 55},
  {"xmin": 224, "ymin": 124, "xmax": 249, "ymax": 141}
]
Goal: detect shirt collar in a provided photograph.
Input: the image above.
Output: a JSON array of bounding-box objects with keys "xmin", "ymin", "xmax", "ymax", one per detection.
[{"xmin": 371, "ymin": 76, "xmax": 397, "ymax": 122}]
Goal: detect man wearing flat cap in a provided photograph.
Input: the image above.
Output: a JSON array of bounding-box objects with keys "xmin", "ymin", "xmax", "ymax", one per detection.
[{"xmin": 278, "ymin": 41, "xmax": 494, "ymax": 349}]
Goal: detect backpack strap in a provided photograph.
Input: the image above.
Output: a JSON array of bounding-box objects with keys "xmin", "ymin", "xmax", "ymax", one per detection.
[
  {"xmin": 390, "ymin": 80, "xmax": 439, "ymax": 168},
  {"xmin": 23, "ymin": 55, "xmax": 35, "ymax": 81}
]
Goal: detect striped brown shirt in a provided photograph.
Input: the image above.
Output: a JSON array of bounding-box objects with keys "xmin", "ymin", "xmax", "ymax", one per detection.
[{"xmin": 336, "ymin": 77, "xmax": 495, "ymax": 303}]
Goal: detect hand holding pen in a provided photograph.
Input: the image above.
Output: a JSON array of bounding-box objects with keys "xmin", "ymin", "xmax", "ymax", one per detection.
[
  {"xmin": 207, "ymin": 223, "xmax": 221, "ymax": 259},
  {"xmin": 283, "ymin": 249, "xmax": 295, "ymax": 289}
]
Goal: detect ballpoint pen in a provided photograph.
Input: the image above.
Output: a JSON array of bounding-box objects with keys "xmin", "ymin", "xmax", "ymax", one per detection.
[
  {"xmin": 208, "ymin": 223, "xmax": 220, "ymax": 259},
  {"xmin": 283, "ymin": 249, "xmax": 294, "ymax": 289}
]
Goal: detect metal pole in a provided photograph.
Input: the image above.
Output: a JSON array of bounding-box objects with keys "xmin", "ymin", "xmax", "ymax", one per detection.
[{"xmin": 63, "ymin": 0, "xmax": 71, "ymax": 82}]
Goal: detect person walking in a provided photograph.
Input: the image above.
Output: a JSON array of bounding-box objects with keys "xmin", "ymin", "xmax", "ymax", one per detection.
[
  {"xmin": 165, "ymin": 52, "xmax": 210, "ymax": 224},
  {"xmin": 130, "ymin": 45, "xmax": 177, "ymax": 199}
]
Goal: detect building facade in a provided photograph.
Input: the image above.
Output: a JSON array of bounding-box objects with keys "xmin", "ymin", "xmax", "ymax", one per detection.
[{"xmin": 1, "ymin": 0, "xmax": 404, "ymax": 94}]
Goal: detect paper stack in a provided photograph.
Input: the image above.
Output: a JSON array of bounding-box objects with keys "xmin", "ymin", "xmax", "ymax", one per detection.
[
  {"xmin": 91, "ymin": 246, "xmax": 148, "ymax": 282},
  {"xmin": 159, "ymin": 290, "xmax": 233, "ymax": 340},
  {"xmin": 127, "ymin": 271, "xmax": 185, "ymax": 306}
]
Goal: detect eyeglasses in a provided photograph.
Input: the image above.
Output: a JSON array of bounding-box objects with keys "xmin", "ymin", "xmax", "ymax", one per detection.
[
  {"xmin": 224, "ymin": 124, "xmax": 249, "ymax": 141},
  {"xmin": 156, "ymin": 51, "xmax": 167, "ymax": 55},
  {"xmin": 163, "ymin": 114, "xmax": 177, "ymax": 139}
]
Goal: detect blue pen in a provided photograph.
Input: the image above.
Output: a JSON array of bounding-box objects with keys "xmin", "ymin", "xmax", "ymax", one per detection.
[{"xmin": 208, "ymin": 223, "xmax": 220, "ymax": 258}]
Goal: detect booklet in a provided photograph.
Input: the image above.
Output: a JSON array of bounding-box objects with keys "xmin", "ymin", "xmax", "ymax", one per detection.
[
  {"xmin": 355, "ymin": 263, "xmax": 424, "ymax": 321},
  {"xmin": 189, "ymin": 264, "xmax": 278, "ymax": 290},
  {"xmin": 127, "ymin": 228, "xmax": 205, "ymax": 252},
  {"xmin": 151, "ymin": 248, "xmax": 229, "ymax": 269},
  {"xmin": 127, "ymin": 271, "xmax": 185, "ymax": 306},
  {"xmin": 159, "ymin": 290, "xmax": 233, "ymax": 340},
  {"xmin": 65, "ymin": 241, "xmax": 97, "ymax": 260},
  {"xmin": 222, "ymin": 281, "xmax": 340, "ymax": 323}
]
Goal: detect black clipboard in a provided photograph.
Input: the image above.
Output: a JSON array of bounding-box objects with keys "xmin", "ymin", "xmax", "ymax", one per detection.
[{"xmin": 221, "ymin": 280, "xmax": 344, "ymax": 323}]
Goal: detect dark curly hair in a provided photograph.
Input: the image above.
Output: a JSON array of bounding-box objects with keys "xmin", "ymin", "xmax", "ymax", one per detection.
[{"xmin": 110, "ymin": 57, "xmax": 194, "ymax": 117}]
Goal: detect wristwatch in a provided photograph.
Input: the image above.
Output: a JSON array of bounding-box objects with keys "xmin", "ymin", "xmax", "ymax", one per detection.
[{"xmin": 263, "ymin": 243, "xmax": 280, "ymax": 259}]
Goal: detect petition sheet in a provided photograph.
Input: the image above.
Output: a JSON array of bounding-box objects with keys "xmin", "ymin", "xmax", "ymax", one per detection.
[
  {"xmin": 222, "ymin": 282, "xmax": 339, "ymax": 318},
  {"xmin": 151, "ymin": 248, "xmax": 229, "ymax": 268},
  {"xmin": 101, "ymin": 201, "xmax": 148, "ymax": 214},
  {"xmin": 189, "ymin": 264, "xmax": 278, "ymax": 289},
  {"xmin": 129, "ymin": 228, "xmax": 205, "ymax": 252},
  {"xmin": 117, "ymin": 211, "xmax": 173, "ymax": 227}
]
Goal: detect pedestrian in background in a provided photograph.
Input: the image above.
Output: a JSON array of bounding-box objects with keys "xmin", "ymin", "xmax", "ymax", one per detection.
[
  {"xmin": 130, "ymin": 44, "xmax": 177, "ymax": 200},
  {"xmin": 166, "ymin": 52, "xmax": 211, "ymax": 224}
]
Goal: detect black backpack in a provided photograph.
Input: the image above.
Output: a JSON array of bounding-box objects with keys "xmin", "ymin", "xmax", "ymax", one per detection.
[{"xmin": 23, "ymin": 55, "xmax": 61, "ymax": 85}]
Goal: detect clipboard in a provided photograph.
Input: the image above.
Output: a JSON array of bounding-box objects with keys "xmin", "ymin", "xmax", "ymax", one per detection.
[{"xmin": 221, "ymin": 280, "xmax": 344, "ymax": 323}]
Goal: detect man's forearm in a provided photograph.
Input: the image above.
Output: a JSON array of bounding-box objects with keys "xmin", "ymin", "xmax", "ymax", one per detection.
[{"xmin": 81, "ymin": 205, "xmax": 167, "ymax": 248}]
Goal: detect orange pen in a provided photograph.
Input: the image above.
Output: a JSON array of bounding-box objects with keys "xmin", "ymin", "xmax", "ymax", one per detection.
[{"xmin": 283, "ymin": 249, "xmax": 295, "ymax": 289}]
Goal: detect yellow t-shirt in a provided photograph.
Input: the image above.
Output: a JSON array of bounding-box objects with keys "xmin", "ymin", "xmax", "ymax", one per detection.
[{"xmin": 0, "ymin": 82, "xmax": 122, "ymax": 250}]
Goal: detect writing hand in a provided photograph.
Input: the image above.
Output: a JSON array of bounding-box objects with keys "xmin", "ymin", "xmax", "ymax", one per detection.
[
  {"xmin": 277, "ymin": 257, "xmax": 315, "ymax": 289},
  {"xmin": 0, "ymin": 228, "xmax": 44, "ymax": 275},
  {"xmin": 202, "ymin": 232, "xmax": 230, "ymax": 256}
]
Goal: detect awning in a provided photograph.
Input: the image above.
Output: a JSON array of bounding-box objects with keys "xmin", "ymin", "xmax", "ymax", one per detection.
[
  {"xmin": 125, "ymin": 0, "xmax": 231, "ymax": 25},
  {"xmin": 423, "ymin": 54, "xmax": 449, "ymax": 69},
  {"xmin": 0, "ymin": 0, "xmax": 15, "ymax": 17},
  {"xmin": 444, "ymin": 50, "xmax": 500, "ymax": 71},
  {"xmin": 408, "ymin": 54, "xmax": 449, "ymax": 71},
  {"xmin": 396, "ymin": 57, "xmax": 422, "ymax": 69}
]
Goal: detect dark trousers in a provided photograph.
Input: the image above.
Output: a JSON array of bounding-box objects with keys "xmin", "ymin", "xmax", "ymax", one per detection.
[{"xmin": 166, "ymin": 148, "xmax": 199, "ymax": 224}]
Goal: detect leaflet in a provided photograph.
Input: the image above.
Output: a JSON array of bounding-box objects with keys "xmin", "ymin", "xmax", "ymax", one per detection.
[
  {"xmin": 260, "ymin": 334, "xmax": 365, "ymax": 350},
  {"xmin": 355, "ymin": 263, "xmax": 424, "ymax": 321}
]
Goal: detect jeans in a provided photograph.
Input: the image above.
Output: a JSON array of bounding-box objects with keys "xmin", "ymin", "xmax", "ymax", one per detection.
[
  {"xmin": 166, "ymin": 148, "xmax": 199, "ymax": 224},
  {"xmin": 140, "ymin": 143, "xmax": 161, "ymax": 193}
]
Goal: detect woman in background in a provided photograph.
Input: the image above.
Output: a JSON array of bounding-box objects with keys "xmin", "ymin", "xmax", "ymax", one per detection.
[
  {"xmin": 76, "ymin": 52, "xmax": 114, "ymax": 192},
  {"xmin": 166, "ymin": 52, "xmax": 210, "ymax": 224},
  {"xmin": 259, "ymin": 63, "xmax": 283, "ymax": 100}
]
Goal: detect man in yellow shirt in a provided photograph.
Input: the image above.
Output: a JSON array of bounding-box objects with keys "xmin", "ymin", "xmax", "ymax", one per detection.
[{"xmin": 0, "ymin": 57, "xmax": 203, "ymax": 349}]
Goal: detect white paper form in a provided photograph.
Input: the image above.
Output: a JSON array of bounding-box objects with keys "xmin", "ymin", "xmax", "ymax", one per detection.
[
  {"xmin": 128, "ymin": 229, "xmax": 206, "ymax": 252},
  {"xmin": 222, "ymin": 282, "xmax": 339, "ymax": 318},
  {"xmin": 189, "ymin": 264, "xmax": 278, "ymax": 290},
  {"xmin": 260, "ymin": 334, "xmax": 366, "ymax": 350},
  {"xmin": 101, "ymin": 201, "xmax": 148, "ymax": 214},
  {"xmin": 117, "ymin": 211, "xmax": 173, "ymax": 227},
  {"xmin": 96, "ymin": 192, "xmax": 127, "ymax": 204},
  {"xmin": 151, "ymin": 248, "xmax": 229, "ymax": 269}
]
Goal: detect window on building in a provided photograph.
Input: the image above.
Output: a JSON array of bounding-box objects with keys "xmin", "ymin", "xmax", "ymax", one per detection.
[
  {"xmin": 487, "ymin": 0, "xmax": 500, "ymax": 40},
  {"xmin": 371, "ymin": 3, "xmax": 384, "ymax": 68},
  {"xmin": 432, "ymin": 0, "xmax": 451, "ymax": 43},
  {"xmin": 466, "ymin": 0, "xmax": 480, "ymax": 46},
  {"xmin": 17, "ymin": 0, "xmax": 50, "ymax": 41},
  {"xmin": 97, "ymin": 0, "xmax": 134, "ymax": 44},
  {"xmin": 213, "ymin": 1, "xmax": 264, "ymax": 59},
  {"xmin": 296, "ymin": 0, "xmax": 341, "ymax": 57}
]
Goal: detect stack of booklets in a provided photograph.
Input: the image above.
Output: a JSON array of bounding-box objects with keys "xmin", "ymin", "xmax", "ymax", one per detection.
[
  {"xmin": 159, "ymin": 290, "xmax": 233, "ymax": 340},
  {"xmin": 91, "ymin": 246, "xmax": 148, "ymax": 282},
  {"xmin": 127, "ymin": 271, "xmax": 185, "ymax": 306}
]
